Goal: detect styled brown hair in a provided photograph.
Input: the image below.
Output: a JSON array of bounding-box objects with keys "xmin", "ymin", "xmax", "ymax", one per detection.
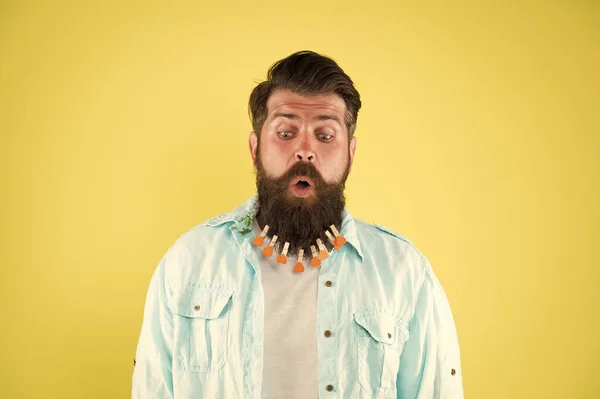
[{"xmin": 248, "ymin": 50, "xmax": 362, "ymax": 139}]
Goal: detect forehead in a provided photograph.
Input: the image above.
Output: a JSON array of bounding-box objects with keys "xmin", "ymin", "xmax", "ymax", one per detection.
[{"xmin": 266, "ymin": 89, "xmax": 346, "ymax": 118}]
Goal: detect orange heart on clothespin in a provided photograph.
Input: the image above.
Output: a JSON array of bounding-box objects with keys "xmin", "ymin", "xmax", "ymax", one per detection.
[
  {"xmin": 316, "ymin": 238, "xmax": 329, "ymax": 259},
  {"xmin": 329, "ymin": 225, "xmax": 346, "ymax": 250},
  {"xmin": 253, "ymin": 225, "xmax": 270, "ymax": 247},
  {"xmin": 277, "ymin": 242, "xmax": 290, "ymax": 264},
  {"xmin": 293, "ymin": 249, "xmax": 305, "ymax": 273},
  {"xmin": 262, "ymin": 235, "xmax": 277, "ymax": 257},
  {"xmin": 310, "ymin": 245, "xmax": 321, "ymax": 267}
]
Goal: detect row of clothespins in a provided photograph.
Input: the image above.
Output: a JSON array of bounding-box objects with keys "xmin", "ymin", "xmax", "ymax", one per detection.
[{"xmin": 252, "ymin": 224, "xmax": 347, "ymax": 273}]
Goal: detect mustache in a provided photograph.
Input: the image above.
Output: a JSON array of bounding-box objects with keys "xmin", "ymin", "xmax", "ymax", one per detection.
[{"xmin": 279, "ymin": 162, "xmax": 325, "ymax": 187}]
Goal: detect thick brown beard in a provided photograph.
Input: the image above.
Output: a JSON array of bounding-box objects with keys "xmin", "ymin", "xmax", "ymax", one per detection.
[{"xmin": 255, "ymin": 155, "xmax": 350, "ymax": 254}]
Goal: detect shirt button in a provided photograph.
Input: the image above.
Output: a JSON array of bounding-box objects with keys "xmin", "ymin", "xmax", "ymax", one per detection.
[
  {"xmin": 451, "ymin": 368, "xmax": 456, "ymax": 376},
  {"xmin": 324, "ymin": 330, "xmax": 332, "ymax": 337},
  {"xmin": 325, "ymin": 280, "xmax": 332, "ymax": 287},
  {"xmin": 194, "ymin": 305, "xmax": 200, "ymax": 311},
  {"xmin": 326, "ymin": 384, "xmax": 334, "ymax": 392}
]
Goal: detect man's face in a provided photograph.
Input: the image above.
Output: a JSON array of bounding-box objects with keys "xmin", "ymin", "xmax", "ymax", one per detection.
[
  {"xmin": 249, "ymin": 89, "xmax": 356, "ymax": 201},
  {"xmin": 248, "ymin": 89, "xmax": 357, "ymax": 252}
]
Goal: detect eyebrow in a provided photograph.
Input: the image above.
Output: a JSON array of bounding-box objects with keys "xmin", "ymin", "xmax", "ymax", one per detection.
[{"xmin": 272, "ymin": 112, "xmax": 342, "ymax": 127}]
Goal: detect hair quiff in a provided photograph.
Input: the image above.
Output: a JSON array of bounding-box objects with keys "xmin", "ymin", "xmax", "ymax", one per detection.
[{"xmin": 248, "ymin": 50, "xmax": 362, "ymax": 138}]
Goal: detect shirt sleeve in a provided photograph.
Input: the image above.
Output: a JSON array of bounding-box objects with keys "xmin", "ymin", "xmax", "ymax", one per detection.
[
  {"xmin": 132, "ymin": 252, "xmax": 175, "ymax": 399},
  {"xmin": 396, "ymin": 257, "xmax": 464, "ymax": 398}
]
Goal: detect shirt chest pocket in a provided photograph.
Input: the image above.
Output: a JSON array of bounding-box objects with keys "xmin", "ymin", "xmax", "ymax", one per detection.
[
  {"xmin": 171, "ymin": 284, "xmax": 234, "ymax": 372},
  {"xmin": 354, "ymin": 312, "xmax": 410, "ymax": 397}
]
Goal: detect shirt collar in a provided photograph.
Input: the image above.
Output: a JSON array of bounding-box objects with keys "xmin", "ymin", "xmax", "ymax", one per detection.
[{"xmin": 204, "ymin": 195, "xmax": 363, "ymax": 260}]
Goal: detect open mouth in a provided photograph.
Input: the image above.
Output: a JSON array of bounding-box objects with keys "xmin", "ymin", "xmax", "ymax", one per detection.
[
  {"xmin": 296, "ymin": 180, "xmax": 310, "ymax": 189},
  {"xmin": 290, "ymin": 176, "xmax": 315, "ymax": 198}
]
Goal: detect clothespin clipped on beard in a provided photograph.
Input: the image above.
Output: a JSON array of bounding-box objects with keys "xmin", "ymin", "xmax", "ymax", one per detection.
[
  {"xmin": 277, "ymin": 242, "xmax": 290, "ymax": 265},
  {"xmin": 253, "ymin": 225, "xmax": 270, "ymax": 247},
  {"xmin": 329, "ymin": 225, "xmax": 346, "ymax": 250},
  {"xmin": 310, "ymin": 245, "xmax": 321, "ymax": 267},
  {"xmin": 316, "ymin": 238, "xmax": 329, "ymax": 259},
  {"xmin": 262, "ymin": 235, "xmax": 278, "ymax": 257},
  {"xmin": 325, "ymin": 230, "xmax": 336, "ymax": 248},
  {"xmin": 293, "ymin": 249, "xmax": 305, "ymax": 273}
]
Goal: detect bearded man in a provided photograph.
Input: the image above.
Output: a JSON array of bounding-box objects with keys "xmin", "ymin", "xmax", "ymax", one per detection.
[{"xmin": 132, "ymin": 51, "xmax": 464, "ymax": 399}]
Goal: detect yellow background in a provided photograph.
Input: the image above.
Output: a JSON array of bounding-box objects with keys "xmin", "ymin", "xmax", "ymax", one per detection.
[{"xmin": 1, "ymin": 1, "xmax": 598, "ymax": 398}]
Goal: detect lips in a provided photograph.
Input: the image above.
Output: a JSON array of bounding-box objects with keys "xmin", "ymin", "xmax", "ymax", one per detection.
[
  {"xmin": 289, "ymin": 176, "xmax": 316, "ymax": 198},
  {"xmin": 291, "ymin": 176, "xmax": 315, "ymax": 187}
]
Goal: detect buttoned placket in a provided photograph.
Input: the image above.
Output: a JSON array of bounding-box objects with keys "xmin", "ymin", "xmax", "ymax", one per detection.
[
  {"xmin": 199, "ymin": 198, "xmax": 367, "ymax": 398},
  {"xmin": 317, "ymin": 248, "xmax": 342, "ymax": 396},
  {"xmin": 230, "ymin": 223, "xmax": 265, "ymax": 399}
]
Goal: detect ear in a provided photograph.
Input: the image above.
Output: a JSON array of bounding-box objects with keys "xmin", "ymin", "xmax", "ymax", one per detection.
[
  {"xmin": 249, "ymin": 131, "xmax": 259, "ymax": 167},
  {"xmin": 348, "ymin": 136, "xmax": 357, "ymax": 171}
]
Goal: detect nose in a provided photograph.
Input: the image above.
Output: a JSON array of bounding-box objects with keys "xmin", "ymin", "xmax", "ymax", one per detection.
[
  {"xmin": 295, "ymin": 135, "xmax": 315, "ymax": 162},
  {"xmin": 296, "ymin": 151, "xmax": 314, "ymax": 162}
]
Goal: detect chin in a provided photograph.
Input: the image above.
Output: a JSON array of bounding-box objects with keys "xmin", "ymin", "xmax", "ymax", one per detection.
[{"xmin": 285, "ymin": 192, "xmax": 317, "ymax": 207}]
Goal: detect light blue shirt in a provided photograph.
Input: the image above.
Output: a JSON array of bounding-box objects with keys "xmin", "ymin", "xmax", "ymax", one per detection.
[{"xmin": 132, "ymin": 196, "xmax": 464, "ymax": 398}]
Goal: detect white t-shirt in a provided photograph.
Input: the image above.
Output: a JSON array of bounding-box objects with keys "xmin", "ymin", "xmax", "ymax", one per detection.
[{"xmin": 252, "ymin": 219, "xmax": 320, "ymax": 398}]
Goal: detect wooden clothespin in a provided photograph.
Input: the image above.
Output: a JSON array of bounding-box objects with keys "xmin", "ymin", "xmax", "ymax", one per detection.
[
  {"xmin": 293, "ymin": 249, "xmax": 305, "ymax": 273},
  {"xmin": 253, "ymin": 225, "xmax": 270, "ymax": 247},
  {"xmin": 329, "ymin": 225, "xmax": 346, "ymax": 250},
  {"xmin": 277, "ymin": 242, "xmax": 290, "ymax": 264},
  {"xmin": 316, "ymin": 238, "xmax": 329, "ymax": 259},
  {"xmin": 262, "ymin": 235, "xmax": 278, "ymax": 257},
  {"xmin": 325, "ymin": 230, "xmax": 336, "ymax": 246},
  {"xmin": 310, "ymin": 245, "xmax": 321, "ymax": 267}
]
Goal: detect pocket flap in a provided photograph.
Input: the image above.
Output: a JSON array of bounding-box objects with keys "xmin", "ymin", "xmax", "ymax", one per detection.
[
  {"xmin": 172, "ymin": 284, "xmax": 234, "ymax": 319},
  {"xmin": 354, "ymin": 313, "xmax": 409, "ymax": 346}
]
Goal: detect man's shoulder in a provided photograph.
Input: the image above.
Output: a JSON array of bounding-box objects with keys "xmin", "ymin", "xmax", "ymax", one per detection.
[
  {"xmin": 175, "ymin": 213, "xmax": 234, "ymax": 247},
  {"xmin": 165, "ymin": 197, "xmax": 257, "ymax": 264},
  {"xmin": 352, "ymin": 218, "xmax": 428, "ymax": 270},
  {"xmin": 158, "ymin": 212, "xmax": 238, "ymax": 280},
  {"xmin": 353, "ymin": 218, "xmax": 418, "ymax": 250},
  {"xmin": 354, "ymin": 218, "xmax": 413, "ymax": 245}
]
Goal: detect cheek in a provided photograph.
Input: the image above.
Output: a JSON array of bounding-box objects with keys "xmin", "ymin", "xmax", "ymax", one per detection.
[
  {"xmin": 259, "ymin": 144, "xmax": 288, "ymax": 177},
  {"xmin": 321, "ymin": 147, "xmax": 350, "ymax": 182}
]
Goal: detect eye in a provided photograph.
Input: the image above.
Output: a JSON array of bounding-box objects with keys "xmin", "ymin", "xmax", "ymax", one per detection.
[
  {"xmin": 278, "ymin": 131, "xmax": 294, "ymax": 140},
  {"xmin": 317, "ymin": 133, "xmax": 333, "ymax": 142}
]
